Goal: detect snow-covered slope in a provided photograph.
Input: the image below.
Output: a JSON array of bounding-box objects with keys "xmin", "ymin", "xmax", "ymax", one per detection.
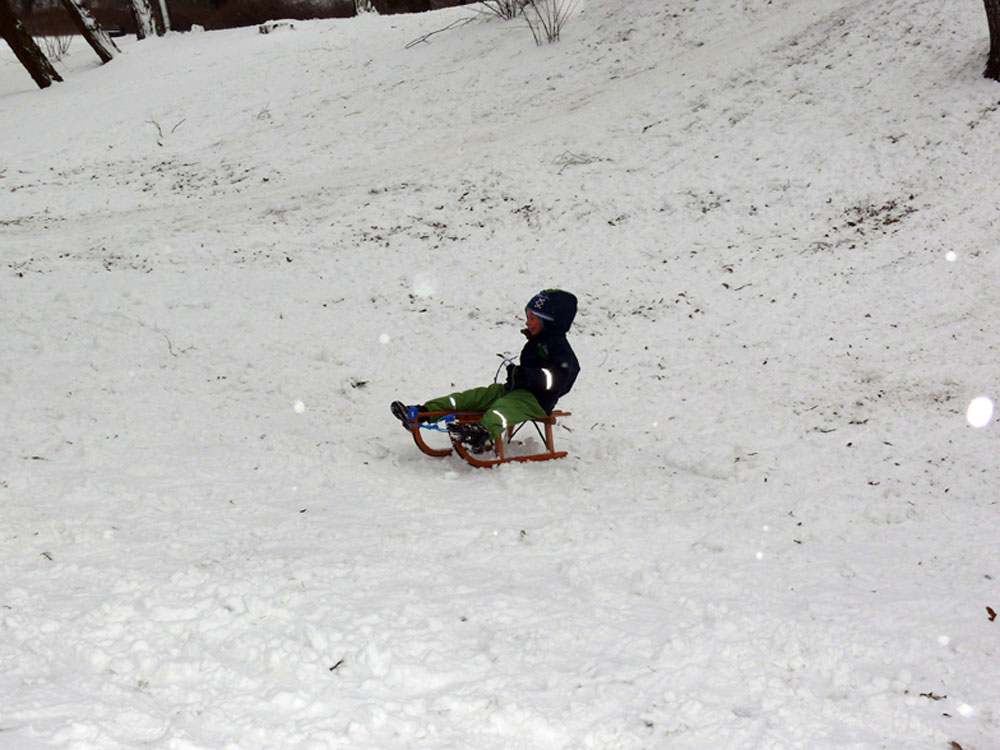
[{"xmin": 2, "ymin": 1, "xmax": 998, "ymax": 747}]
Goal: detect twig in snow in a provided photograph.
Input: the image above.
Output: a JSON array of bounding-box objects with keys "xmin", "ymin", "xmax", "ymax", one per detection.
[
  {"xmin": 160, "ymin": 331, "xmax": 193, "ymax": 357},
  {"xmin": 553, "ymin": 150, "xmax": 604, "ymax": 174},
  {"xmin": 147, "ymin": 118, "xmax": 185, "ymax": 147},
  {"xmin": 405, "ymin": 17, "xmax": 475, "ymax": 49}
]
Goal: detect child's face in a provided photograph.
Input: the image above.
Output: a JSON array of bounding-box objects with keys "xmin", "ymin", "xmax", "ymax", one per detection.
[{"xmin": 525, "ymin": 309, "xmax": 544, "ymax": 337}]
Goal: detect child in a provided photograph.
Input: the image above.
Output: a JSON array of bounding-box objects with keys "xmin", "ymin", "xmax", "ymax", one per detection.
[{"xmin": 392, "ymin": 289, "xmax": 580, "ymax": 453}]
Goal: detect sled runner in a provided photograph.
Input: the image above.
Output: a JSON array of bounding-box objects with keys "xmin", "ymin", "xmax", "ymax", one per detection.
[{"xmin": 401, "ymin": 408, "xmax": 571, "ymax": 468}]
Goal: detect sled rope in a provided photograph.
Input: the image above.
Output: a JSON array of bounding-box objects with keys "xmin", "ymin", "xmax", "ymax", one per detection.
[{"xmin": 494, "ymin": 354, "xmax": 518, "ymax": 392}]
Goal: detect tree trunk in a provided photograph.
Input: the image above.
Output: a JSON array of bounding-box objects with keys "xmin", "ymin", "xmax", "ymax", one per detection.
[
  {"xmin": 0, "ymin": 0, "xmax": 62, "ymax": 88},
  {"xmin": 155, "ymin": 0, "xmax": 171, "ymax": 33},
  {"xmin": 130, "ymin": 0, "xmax": 157, "ymax": 39},
  {"xmin": 986, "ymin": 0, "xmax": 1000, "ymax": 80},
  {"xmin": 59, "ymin": 0, "xmax": 118, "ymax": 63},
  {"xmin": 146, "ymin": 0, "xmax": 167, "ymax": 35}
]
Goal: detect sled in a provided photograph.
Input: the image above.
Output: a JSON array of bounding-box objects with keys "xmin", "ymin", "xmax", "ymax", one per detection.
[{"xmin": 403, "ymin": 408, "xmax": 571, "ymax": 468}]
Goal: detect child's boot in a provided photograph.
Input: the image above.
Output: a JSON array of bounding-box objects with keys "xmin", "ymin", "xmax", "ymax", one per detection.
[
  {"xmin": 391, "ymin": 401, "xmax": 427, "ymax": 429},
  {"xmin": 447, "ymin": 422, "xmax": 491, "ymax": 454}
]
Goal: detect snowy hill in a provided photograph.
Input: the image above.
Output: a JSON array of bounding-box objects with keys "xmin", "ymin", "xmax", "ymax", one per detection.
[{"xmin": 2, "ymin": 0, "xmax": 998, "ymax": 747}]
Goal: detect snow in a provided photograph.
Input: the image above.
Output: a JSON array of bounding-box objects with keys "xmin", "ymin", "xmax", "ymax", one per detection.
[{"xmin": 1, "ymin": 0, "xmax": 998, "ymax": 747}]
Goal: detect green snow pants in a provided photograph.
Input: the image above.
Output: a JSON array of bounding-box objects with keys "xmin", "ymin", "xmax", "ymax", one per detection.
[{"xmin": 424, "ymin": 384, "xmax": 547, "ymax": 441}]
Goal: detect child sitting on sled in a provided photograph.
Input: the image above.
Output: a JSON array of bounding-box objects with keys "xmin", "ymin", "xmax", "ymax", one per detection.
[{"xmin": 392, "ymin": 289, "xmax": 580, "ymax": 454}]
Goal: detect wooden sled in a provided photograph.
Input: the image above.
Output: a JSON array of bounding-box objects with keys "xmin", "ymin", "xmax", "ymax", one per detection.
[{"xmin": 405, "ymin": 409, "xmax": 571, "ymax": 468}]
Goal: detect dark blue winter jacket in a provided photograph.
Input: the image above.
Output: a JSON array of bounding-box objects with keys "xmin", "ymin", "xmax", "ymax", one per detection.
[{"xmin": 515, "ymin": 290, "xmax": 580, "ymax": 414}]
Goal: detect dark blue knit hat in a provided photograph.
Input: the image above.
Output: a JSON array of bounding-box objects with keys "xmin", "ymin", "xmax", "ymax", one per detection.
[
  {"xmin": 526, "ymin": 291, "xmax": 556, "ymax": 321},
  {"xmin": 526, "ymin": 290, "xmax": 577, "ymax": 333}
]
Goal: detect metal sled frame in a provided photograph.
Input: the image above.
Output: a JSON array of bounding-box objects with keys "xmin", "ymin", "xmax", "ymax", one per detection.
[{"xmin": 406, "ymin": 410, "xmax": 570, "ymax": 468}]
